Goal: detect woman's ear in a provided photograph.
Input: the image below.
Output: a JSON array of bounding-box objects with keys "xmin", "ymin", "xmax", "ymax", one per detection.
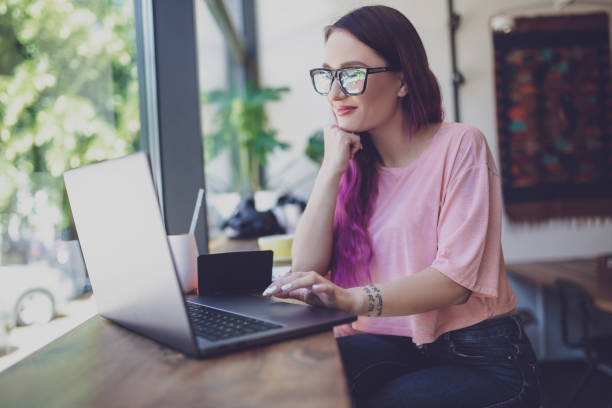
[{"xmin": 397, "ymin": 76, "xmax": 408, "ymax": 97}]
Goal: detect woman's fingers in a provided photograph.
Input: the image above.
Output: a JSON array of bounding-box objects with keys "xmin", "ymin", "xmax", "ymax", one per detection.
[
  {"xmin": 344, "ymin": 132, "xmax": 361, "ymax": 147},
  {"xmin": 349, "ymin": 141, "xmax": 363, "ymax": 159},
  {"xmin": 262, "ymin": 273, "xmax": 342, "ymax": 309},
  {"xmin": 276, "ymin": 274, "xmax": 318, "ymax": 294},
  {"xmin": 309, "ymin": 283, "xmax": 338, "ymax": 308},
  {"xmin": 346, "ymin": 133, "xmax": 362, "ymax": 160},
  {"xmin": 311, "ymin": 282, "xmax": 335, "ymax": 295},
  {"xmin": 322, "ymin": 124, "xmax": 362, "ymax": 173},
  {"xmin": 281, "ymin": 283, "xmax": 336, "ymax": 308},
  {"xmin": 262, "ymin": 271, "xmax": 319, "ymax": 297},
  {"xmin": 284, "ymin": 287, "xmax": 311, "ymax": 302}
]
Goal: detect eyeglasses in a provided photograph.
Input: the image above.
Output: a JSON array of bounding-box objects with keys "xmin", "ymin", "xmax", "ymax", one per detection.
[{"xmin": 309, "ymin": 66, "xmax": 396, "ymax": 96}]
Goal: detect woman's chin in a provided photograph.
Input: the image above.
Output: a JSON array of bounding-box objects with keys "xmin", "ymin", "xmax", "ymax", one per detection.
[{"xmin": 337, "ymin": 118, "xmax": 366, "ymax": 133}]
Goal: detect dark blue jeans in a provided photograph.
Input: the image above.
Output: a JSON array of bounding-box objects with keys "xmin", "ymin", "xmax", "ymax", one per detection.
[{"xmin": 337, "ymin": 314, "xmax": 540, "ymax": 408}]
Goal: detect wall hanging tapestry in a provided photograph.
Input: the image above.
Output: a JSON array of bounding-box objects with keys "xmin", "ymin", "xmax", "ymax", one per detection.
[{"xmin": 493, "ymin": 12, "xmax": 612, "ymax": 223}]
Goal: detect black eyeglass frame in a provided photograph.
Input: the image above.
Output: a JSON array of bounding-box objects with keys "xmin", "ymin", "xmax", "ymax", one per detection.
[{"xmin": 309, "ymin": 66, "xmax": 397, "ymax": 96}]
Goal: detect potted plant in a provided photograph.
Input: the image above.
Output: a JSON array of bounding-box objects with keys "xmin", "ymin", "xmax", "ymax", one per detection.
[{"xmin": 203, "ymin": 82, "xmax": 291, "ymax": 196}]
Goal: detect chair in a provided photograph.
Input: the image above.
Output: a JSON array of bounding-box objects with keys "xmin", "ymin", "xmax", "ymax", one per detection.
[{"xmin": 555, "ymin": 279, "xmax": 612, "ymax": 408}]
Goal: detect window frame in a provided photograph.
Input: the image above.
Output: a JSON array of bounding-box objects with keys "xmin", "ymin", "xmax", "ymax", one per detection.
[{"xmin": 134, "ymin": 0, "xmax": 209, "ymax": 253}]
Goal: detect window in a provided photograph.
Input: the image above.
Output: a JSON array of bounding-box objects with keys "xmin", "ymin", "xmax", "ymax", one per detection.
[
  {"xmin": 196, "ymin": 0, "xmax": 296, "ymax": 246},
  {"xmin": 195, "ymin": 0, "xmax": 235, "ymax": 242},
  {"xmin": 0, "ymin": 0, "xmax": 139, "ymax": 370}
]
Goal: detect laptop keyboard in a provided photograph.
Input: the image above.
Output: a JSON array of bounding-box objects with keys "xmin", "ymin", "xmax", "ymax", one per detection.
[{"xmin": 186, "ymin": 302, "xmax": 282, "ymax": 342}]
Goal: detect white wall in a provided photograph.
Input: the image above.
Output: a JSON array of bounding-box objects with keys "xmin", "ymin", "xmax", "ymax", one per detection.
[
  {"xmin": 255, "ymin": 0, "xmax": 612, "ymax": 262},
  {"xmin": 256, "ymin": 0, "xmax": 452, "ymax": 196}
]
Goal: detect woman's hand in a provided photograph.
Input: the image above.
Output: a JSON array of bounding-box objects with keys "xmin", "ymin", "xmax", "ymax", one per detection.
[
  {"xmin": 262, "ymin": 271, "xmax": 363, "ymax": 315},
  {"xmin": 320, "ymin": 124, "xmax": 363, "ymax": 178}
]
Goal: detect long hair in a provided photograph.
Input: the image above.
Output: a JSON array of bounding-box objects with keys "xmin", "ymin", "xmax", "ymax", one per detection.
[{"xmin": 328, "ymin": 6, "xmax": 444, "ymax": 288}]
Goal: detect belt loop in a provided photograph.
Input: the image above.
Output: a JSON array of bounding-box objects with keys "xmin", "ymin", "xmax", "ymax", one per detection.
[
  {"xmin": 416, "ymin": 343, "xmax": 428, "ymax": 354},
  {"xmin": 445, "ymin": 332, "xmax": 456, "ymax": 352},
  {"xmin": 510, "ymin": 313, "xmax": 524, "ymax": 339}
]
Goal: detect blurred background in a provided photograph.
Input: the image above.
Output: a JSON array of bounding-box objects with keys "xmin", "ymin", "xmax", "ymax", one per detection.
[{"xmin": 1, "ymin": 1, "xmax": 611, "ymax": 406}]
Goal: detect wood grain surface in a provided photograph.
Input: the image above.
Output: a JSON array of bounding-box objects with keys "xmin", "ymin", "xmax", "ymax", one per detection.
[
  {"xmin": 506, "ymin": 258, "xmax": 612, "ymax": 313},
  {"xmin": 0, "ymin": 316, "xmax": 350, "ymax": 408}
]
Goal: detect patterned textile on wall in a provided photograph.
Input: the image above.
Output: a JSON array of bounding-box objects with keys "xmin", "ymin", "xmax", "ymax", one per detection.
[{"xmin": 493, "ymin": 12, "xmax": 612, "ymax": 223}]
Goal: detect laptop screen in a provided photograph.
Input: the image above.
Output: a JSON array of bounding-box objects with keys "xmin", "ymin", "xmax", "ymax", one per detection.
[{"xmin": 64, "ymin": 152, "xmax": 198, "ymax": 356}]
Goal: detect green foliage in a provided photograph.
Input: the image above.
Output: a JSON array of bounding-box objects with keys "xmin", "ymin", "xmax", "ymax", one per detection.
[
  {"xmin": 0, "ymin": 0, "xmax": 139, "ymax": 237},
  {"xmin": 305, "ymin": 129, "xmax": 324, "ymax": 164},
  {"xmin": 203, "ymin": 82, "xmax": 290, "ymax": 194}
]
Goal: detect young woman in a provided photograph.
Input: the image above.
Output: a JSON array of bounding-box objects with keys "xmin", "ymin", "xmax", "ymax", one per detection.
[{"xmin": 262, "ymin": 5, "xmax": 540, "ymax": 407}]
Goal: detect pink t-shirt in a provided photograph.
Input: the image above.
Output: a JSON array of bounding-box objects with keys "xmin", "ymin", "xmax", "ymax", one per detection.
[{"xmin": 336, "ymin": 122, "xmax": 517, "ymax": 345}]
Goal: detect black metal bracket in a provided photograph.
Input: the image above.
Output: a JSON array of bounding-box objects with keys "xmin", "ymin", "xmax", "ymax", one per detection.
[{"xmin": 448, "ymin": 0, "xmax": 465, "ymax": 121}]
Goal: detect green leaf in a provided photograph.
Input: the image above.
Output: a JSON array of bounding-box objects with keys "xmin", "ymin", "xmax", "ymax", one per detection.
[{"xmin": 305, "ymin": 129, "xmax": 324, "ymax": 164}]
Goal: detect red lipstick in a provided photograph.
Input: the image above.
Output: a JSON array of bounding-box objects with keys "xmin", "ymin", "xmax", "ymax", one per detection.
[{"xmin": 335, "ymin": 106, "xmax": 357, "ymax": 116}]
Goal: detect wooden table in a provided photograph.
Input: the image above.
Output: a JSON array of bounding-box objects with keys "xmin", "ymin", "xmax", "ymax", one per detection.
[
  {"xmin": 506, "ymin": 257, "xmax": 612, "ymax": 359},
  {"xmin": 506, "ymin": 258, "xmax": 612, "ymax": 313},
  {"xmin": 0, "ymin": 237, "xmax": 351, "ymax": 407},
  {"xmin": 0, "ymin": 315, "xmax": 350, "ymax": 408}
]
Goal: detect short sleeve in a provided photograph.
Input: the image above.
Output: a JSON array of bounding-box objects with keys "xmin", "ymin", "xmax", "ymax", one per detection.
[{"xmin": 430, "ymin": 137, "xmax": 504, "ymax": 298}]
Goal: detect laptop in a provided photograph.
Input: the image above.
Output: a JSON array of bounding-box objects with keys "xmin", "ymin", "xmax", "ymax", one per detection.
[{"xmin": 63, "ymin": 152, "xmax": 356, "ymax": 358}]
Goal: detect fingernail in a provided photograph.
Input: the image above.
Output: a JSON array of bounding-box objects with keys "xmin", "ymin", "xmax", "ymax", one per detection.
[
  {"xmin": 312, "ymin": 284, "xmax": 322, "ymax": 290},
  {"xmin": 281, "ymin": 283, "xmax": 292, "ymax": 291},
  {"xmin": 262, "ymin": 285, "xmax": 277, "ymax": 296}
]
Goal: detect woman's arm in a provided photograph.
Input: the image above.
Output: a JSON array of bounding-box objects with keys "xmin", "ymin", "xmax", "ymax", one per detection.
[
  {"xmin": 291, "ymin": 169, "xmax": 342, "ymax": 275},
  {"xmin": 346, "ymin": 267, "xmax": 471, "ymax": 316},
  {"xmin": 291, "ymin": 124, "xmax": 362, "ymax": 275},
  {"xmin": 262, "ymin": 267, "xmax": 471, "ymax": 316}
]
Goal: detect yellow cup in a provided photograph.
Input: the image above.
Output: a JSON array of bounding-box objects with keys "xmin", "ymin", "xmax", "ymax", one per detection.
[{"xmin": 257, "ymin": 234, "xmax": 293, "ymax": 265}]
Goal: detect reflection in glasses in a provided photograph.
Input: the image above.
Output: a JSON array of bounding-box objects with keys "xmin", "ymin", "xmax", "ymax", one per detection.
[{"xmin": 309, "ymin": 66, "xmax": 396, "ymax": 96}]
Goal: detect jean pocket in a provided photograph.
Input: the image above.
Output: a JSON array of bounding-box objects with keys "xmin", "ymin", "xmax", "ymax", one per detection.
[{"xmin": 448, "ymin": 335, "xmax": 516, "ymax": 361}]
